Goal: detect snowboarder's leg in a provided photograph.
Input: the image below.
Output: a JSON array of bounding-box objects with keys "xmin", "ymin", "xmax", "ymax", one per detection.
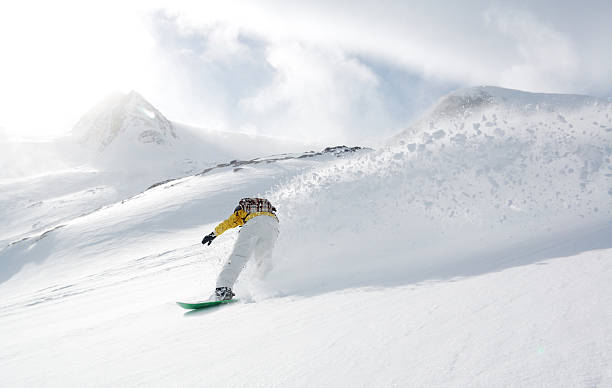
[
  {"xmin": 215, "ymin": 216, "xmax": 279, "ymax": 289},
  {"xmin": 252, "ymin": 217, "xmax": 279, "ymax": 274},
  {"xmin": 215, "ymin": 221, "xmax": 259, "ymax": 289}
]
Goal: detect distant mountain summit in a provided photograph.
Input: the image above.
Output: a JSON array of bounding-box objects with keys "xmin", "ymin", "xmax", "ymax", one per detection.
[
  {"xmin": 72, "ymin": 91, "xmax": 177, "ymax": 151},
  {"xmin": 65, "ymin": 90, "xmax": 326, "ymax": 181},
  {"xmin": 427, "ymin": 86, "xmax": 603, "ymax": 119}
]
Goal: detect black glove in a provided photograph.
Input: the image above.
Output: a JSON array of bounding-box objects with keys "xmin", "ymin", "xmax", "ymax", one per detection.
[{"xmin": 201, "ymin": 232, "xmax": 216, "ymax": 246}]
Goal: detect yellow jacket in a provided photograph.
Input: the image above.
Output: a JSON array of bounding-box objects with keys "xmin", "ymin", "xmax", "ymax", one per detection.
[{"xmin": 214, "ymin": 209, "xmax": 277, "ymax": 236}]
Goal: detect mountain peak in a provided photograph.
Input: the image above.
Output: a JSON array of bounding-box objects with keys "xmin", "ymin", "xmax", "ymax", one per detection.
[
  {"xmin": 72, "ymin": 91, "xmax": 177, "ymax": 151},
  {"xmin": 430, "ymin": 85, "xmax": 603, "ymax": 119}
]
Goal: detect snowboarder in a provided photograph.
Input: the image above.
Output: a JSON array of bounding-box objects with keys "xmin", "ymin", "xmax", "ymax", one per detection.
[{"xmin": 201, "ymin": 198, "xmax": 279, "ymax": 301}]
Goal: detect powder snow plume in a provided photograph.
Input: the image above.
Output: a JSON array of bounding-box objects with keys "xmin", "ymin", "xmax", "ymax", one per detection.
[{"xmin": 251, "ymin": 86, "xmax": 612, "ymax": 298}]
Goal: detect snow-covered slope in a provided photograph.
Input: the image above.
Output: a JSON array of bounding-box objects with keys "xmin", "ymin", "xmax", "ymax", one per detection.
[
  {"xmin": 261, "ymin": 86, "xmax": 612, "ymax": 296},
  {"xmin": 0, "ymin": 146, "xmax": 367, "ymax": 284},
  {"xmin": 2, "ymin": 245, "xmax": 610, "ymax": 387},
  {"xmin": 0, "ymin": 138, "xmax": 74, "ymax": 179},
  {"xmin": 1, "ymin": 86, "xmax": 611, "ymax": 386},
  {"xmin": 0, "ymin": 146, "xmax": 362, "ymax": 252},
  {"xmin": 0, "ymin": 91, "xmax": 322, "ymax": 247}
]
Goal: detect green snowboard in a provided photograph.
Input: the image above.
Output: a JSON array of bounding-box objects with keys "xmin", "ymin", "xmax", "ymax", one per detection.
[{"xmin": 177, "ymin": 299, "xmax": 238, "ymax": 310}]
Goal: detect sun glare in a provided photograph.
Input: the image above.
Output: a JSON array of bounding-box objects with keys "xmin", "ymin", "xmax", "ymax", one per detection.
[{"xmin": 0, "ymin": 3, "xmax": 155, "ymax": 138}]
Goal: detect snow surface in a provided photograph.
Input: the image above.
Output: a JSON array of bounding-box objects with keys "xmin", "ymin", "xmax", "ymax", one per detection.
[
  {"xmin": 0, "ymin": 91, "xmax": 323, "ymax": 247},
  {"xmin": 1, "ymin": 86, "xmax": 611, "ymax": 386}
]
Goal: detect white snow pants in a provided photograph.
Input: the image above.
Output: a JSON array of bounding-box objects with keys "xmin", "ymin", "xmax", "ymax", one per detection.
[{"xmin": 216, "ymin": 215, "xmax": 279, "ymax": 289}]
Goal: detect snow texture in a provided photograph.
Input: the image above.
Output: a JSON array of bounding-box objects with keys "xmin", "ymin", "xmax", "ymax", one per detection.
[{"xmin": 1, "ymin": 86, "xmax": 611, "ymax": 387}]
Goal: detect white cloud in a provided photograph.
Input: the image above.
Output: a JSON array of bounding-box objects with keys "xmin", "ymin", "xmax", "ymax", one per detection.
[
  {"xmin": 485, "ymin": 6, "xmax": 579, "ymax": 92},
  {"xmin": 240, "ymin": 43, "xmax": 383, "ymax": 142},
  {"xmin": 166, "ymin": 0, "xmax": 612, "ymax": 94},
  {"xmin": 149, "ymin": 0, "xmax": 612, "ymax": 143},
  {"xmin": 2, "ymin": 0, "xmax": 611, "ymax": 143},
  {"xmin": 200, "ymin": 24, "xmax": 251, "ymax": 63}
]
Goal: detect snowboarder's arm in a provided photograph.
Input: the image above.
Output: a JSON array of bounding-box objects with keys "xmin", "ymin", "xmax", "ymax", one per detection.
[{"xmin": 214, "ymin": 209, "xmax": 248, "ymax": 236}]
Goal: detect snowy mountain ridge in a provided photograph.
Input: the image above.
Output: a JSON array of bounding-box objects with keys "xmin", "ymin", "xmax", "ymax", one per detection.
[
  {"xmin": 147, "ymin": 145, "xmax": 368, "ymax": 189},
  {"xmin": 427, "ymin": 85, "xmax": 608, "ymax": 118}
]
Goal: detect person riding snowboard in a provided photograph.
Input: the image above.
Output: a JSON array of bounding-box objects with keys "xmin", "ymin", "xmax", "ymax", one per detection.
[{"xmin": 201, "ymin": 198, "xmax": 279, "ymax": 301}]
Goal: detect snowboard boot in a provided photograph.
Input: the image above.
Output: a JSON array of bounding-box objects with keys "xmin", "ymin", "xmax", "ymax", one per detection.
[{"xmin": 214, "ymin": 287, "xmax": 235, "ymax": 301}]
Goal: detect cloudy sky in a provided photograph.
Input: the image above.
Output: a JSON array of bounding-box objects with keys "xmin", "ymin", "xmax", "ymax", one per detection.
[{"xmin": 1, "ymin": 0, "xmax": 611, "ymax": 143}]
